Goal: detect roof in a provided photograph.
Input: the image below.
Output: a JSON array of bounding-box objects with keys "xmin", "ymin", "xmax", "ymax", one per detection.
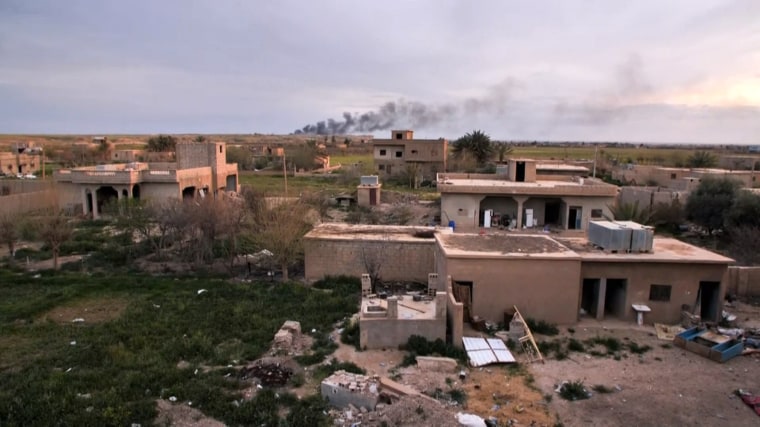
[
  {"xmin": 557, "ymin": 236, "xmax": 734, "ymax": 264},
  {"xmin": 438, "ymin": 178, "xmax": 619, "ymax": 197},
  {"xmin": 536, "ymin": 163, "xmax": 590, "ymax": 172},
  {"xmin": 305, "ymin": 223, "xmax": 437, "ymax": 243},
  {"xmin": 361, "ymin": 296, "xmax": 438, "ymax": 320},
  {"xmin": 436, "ymin": 233, "xmax": 577, "ymax": 259},
  {"xmin": 436, "ymin": 231, "xmax": 733, "ymax": 264}
]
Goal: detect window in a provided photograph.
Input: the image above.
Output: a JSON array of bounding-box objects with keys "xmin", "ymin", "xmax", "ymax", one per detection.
[
  {"xmin": 379, "ymin": 149, "xmax": 386, "ymax": 156},
  {"xmin": 378, "ymin": 164, "xmax": 385, "ymax": 171},
  {"xmin": 411, "ymin": 150, "xmax": 418, "ymax": 154},
  {"xmin": 670, "ymin": 173, "xmax": 677, "ymax": 179},
  {"xmin": 395, "ymin": 151, "xmax": 403, "ymax": 158},
  {"xmin": 220, "ymin": 146, "xmax": 223, "ymax": 153},
  {"xmin": 591, "ymin": 209, "xmax": 603, "ymax": 218},
  {"xmin": 395, "ymin": 133, "xmax": 403, "ymax": 140},
  {"xmin": 649, "ymin": 284, "xmax": 671, "ymax": 302}
]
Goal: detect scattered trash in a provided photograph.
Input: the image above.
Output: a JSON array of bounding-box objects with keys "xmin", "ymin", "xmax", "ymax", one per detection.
[
  {"xmin": 194, "ymin": 369, "xmax": 198, "ymax": 375},
  {"xmin": 736, "ymin": 389, "xmax": 760, "ymax": 417},
  {"xmin": 717, "ymin": 327, "xmax": 744, "ymax": 338},
  {"xmin": 722, "ymin": 310, "xmax": 737, "ymax": 323},
  {"xmin": 69, "ymin": 341, "xmax": 77, "ymax": 346},
  {"xmin": 456, "ymin": 412, "xmax": 487, "ymax": 427},
  {"xmin": 72, "ymin": 318, "xmax": 85, "ymax": 323},
  {"xmin": 33, "ymin": 274, "xmax": 41, "ymax": 279},
  {"xmin": 169, "ymin": 396, "xmax": 177, "ymax": 402},
  {"xmin": 153, "ymin": 304, "xmax": 161, "ymax": 309},
  {"xmin": 65, "ymin": 368, "xmax": 72, "ymax": 373},
  {"xmin": 76, "ymin": 393, "xmax": 91, "ymax": 399},
  {"xmin": 197, "ymin": 289, "xmax": 207, "ymax": 295}
]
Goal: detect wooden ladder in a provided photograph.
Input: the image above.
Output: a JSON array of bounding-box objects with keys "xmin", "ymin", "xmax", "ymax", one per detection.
[{"xmin": 513, "ymin": 305, "xmax": 544, "ymax": 364}]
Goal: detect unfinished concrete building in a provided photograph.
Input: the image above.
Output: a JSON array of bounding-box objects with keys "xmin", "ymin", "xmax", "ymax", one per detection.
[
  {"xmin": 439, "ymin": 159, "xmax": 619, "ymax": 232},
  {"xmin": 321, "ymin": 370, "xmax": 380, "ymax": 410},
  {"xmin": 55, "ymin": 141, "xmax": 239, "ymax": 218},
  {"xmin": 359, "ymin": 274, "xmax": 447, "ymax": 349},
  {"xmin": 305, "ymin": 221, "xmax": 734, "ymax": 349},
  {"xmin": 373, "ymin": 130, "xmax": 447, "ymax": 184}
]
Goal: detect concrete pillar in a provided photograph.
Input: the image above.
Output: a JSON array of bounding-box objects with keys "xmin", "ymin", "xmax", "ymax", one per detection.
[
  {"xmin": 91, "ymin": 187, "xmax": 99, "ymax": 219},
  {"xmin": 81, "ymin": 188, "xmax": 89, "ymax": 216},
  {"xmin": 387, "ymin": 296, "xmax": 398, "ymax": 319},
  {"xmin": 596, "ymin": 278, "xmax": 607, "ymax": 320},
  {"xmin": 428, "ymin": 273, "xmax": 439, "ymax": 295},
  {"xmin": 361, "ymin": 274, "xmax": 371, "ymax": 297},
  {"xmin": 514, "ymin": 196, "xmax": 528, "ymax": 229},
  {"xmin": 435, "ymin": 291, "xmax": 446, "ymax": 319}
]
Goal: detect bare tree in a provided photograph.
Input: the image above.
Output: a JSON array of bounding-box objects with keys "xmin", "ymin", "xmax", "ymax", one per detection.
[
  {"xmin": 248, "ymin": 195, "xmax": 313, "ymax": 281},
  {"xmin": 360, "ymin": 235, "xmax": 390, "ymax": 293},
  {"xmin": 38, "ymin": 210, "xmax": 74, "ymax": 270},
  {"xmin": 0, "ymin": 213, "xmax": 21, "ymax": 260}
]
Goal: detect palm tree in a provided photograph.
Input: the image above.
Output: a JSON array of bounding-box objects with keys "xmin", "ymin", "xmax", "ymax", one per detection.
[
  {"xmin": 687, "ymin": 150, "xmax": 717, "ymax": 168},
  {"xmin": 495, "ymin": 142, "xmax": 513, "ymax": 163},
  {"xmin": 451, "ymin": 130, "xmax": 494, "ymax": 166},
  {"xmin": 608, "ymin": 201, "xmax": 652, "ymax": 224}
]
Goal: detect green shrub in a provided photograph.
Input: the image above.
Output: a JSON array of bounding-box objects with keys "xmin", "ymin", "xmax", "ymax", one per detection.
[
  {"xmin": 558, "ymin": 380, "xmax": 590, "ymax": 401},
  {"xmin": 402, "ymin": 335, "xmax": 467, "ymax": 363},
  {"xmin": 567, "ymin": 338, "xmax": 585, "ymax": 353},
  {"xmin": 340, "ymin": 318, "xmax": 360, "ymax": 350},
  {"xmin": 627, "ymin": 342, "xmax": 652, "ymax": 354},
  {"xmin": 588, "ymin": 336, "xmax": 622, "ymax": 353},
  {"xmin": 526, "ymin": 318, "xmax": 559, "ymax": 336},
  {"xmin": 592, "ymin": 384, "xmax": 613, "ymax": 394}
]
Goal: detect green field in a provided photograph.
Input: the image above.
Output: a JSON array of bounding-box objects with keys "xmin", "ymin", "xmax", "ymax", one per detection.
[{"xmin": 0, "ymin": 269, "xmax": 359, "ymax": 426}]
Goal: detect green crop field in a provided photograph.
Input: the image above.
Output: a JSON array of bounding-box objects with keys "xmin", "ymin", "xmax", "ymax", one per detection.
[{"xmin": 0, "ymin": 269, "xmax": 359, "ymax": 426}]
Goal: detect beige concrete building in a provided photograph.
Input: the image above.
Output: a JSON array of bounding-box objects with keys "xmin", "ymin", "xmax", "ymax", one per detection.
[
  {"xmin": 305, "ymin": 222, "xmax": 734, "ymax": 349},
  {"xmin": 439, "ymin": 159, "xmax": 619, "ymax": 232},
  {"xmin": 613, "ymin": 164, "xmax": 759, "ymax": 189},
  {"xmin": 373, "ymin": 130, "xmax": 447, "ymax": 183},
  {"xmin": 55, "ymin": 141, "xmax": 238, "ymax": 218},
  {"xmin": 0, "ymin": 145, "xmax": 41, "ymax": 176}
]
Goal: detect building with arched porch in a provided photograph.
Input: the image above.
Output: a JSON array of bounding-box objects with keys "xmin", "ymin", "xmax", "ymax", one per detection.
[
  {"xmin": 55, "ymin": 141, "xmax": 238, "ymax": 218},
  {"xmin": 438, "ymin": 159, "xmax": 619, "ymax": 233}
]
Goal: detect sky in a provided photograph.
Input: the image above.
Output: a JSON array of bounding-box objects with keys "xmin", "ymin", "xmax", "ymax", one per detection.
[{"xmin": 1, "ymin": 0, "xmax": 759, "ymax": 143}]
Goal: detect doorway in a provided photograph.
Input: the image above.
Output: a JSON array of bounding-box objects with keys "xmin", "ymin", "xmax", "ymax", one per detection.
[
  {"xmin": 568, "ymin": 206, "xmax": 582, "ymax": 229},
  {"xmin": 369, "ymin": 188, "xmax": 377, "ymax": 205},
  {"xmin": 453, "ymin": 281, "xmax": 473, "ymax": 321},
  {"xmin": 698, "ymin": 281, "xmax": 720, "ymax": 321},
  {"xmin": 515, "ymin": 161, "xmax": 526, "ymax": 182},
  {"xmin": 581, "ymin": 278, "xmax": 600, "ymax": 317},
  {"xmin": 605, "ymin": 279, "xmax": 628, "ymax": 318},
  {"xmin": 182, "ymin": 186, "xmax": 196, "ymax": 200},
  {"xmin": 545, "ymin": 201, "xmax": 560, "ymax": 225}
]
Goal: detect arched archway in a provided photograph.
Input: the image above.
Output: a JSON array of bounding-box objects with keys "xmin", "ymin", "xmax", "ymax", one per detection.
[
  {"xmin": 132, "ymin": 184, "xmax": 141, "ymax": 200},
  {"xmin": 96, "ymin": 186, "xmax": 118, "ymax": 216}
]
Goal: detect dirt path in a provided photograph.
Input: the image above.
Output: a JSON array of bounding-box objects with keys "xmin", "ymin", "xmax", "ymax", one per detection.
[{"xmin": 532, "ymin": 325, "xmax": 760, "ymax": 426}]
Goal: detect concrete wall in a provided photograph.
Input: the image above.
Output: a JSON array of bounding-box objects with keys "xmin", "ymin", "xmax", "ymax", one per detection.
[
  {"xmin": 727, "ymin": 266, "xmax": 760, "ymax": 297},
  {"xmin": 360, "ymin": 314, "xmax": 446, "ymax": 350},
  {"xmin": 304, "ymin": 237, "xmax": 436, "ymax": 283},
  {"xmin": 440, "ymin": 193, "xmax": 483, "ymax": 230},
  {"xmin": 141, "ymin": 183, "xmax": 182, "ymax": 201},
  {"xmin": 445, "ymin": 257, "xmax": 582, "ymax": 324},
  {"xmin": 447, "ymin": 279, "xmax": 464, "ymax": 348},
  {"xmin": 580, "ymin": 262, "xmax": 728, "ymax": 324}
]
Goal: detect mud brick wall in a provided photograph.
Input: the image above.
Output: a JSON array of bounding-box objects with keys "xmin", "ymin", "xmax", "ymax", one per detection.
[{"xmin": 304, "ymin": 238, "xmax": 435, "ymax": 283}]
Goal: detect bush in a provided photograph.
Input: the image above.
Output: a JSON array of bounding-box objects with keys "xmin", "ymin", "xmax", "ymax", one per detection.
[
  {"xmin": 313, "ymin": 358, "xmax": 365, "ymax": 382},
  {"xmin": 591, "ymin": 384, "xmax": 614, "ymax": 394},
  {"xmin": 627, "ymin": 342, "xmax": 651, "ymax": 354},
  {"xmin": 340, "ymin": 318, "xmax": 361, "ymax": 350},
  {"xmin": 588, "ymin": 336, "xmax": 622, "ymax": 353},
  {"xmin": 558, "ymin": 380, "xmax": 590, "ymax": 401},
  {"xmin": 526, "ymin": 318, "xmax": 559, "ymax": 336},
  {"xmin": 567, "ymin": 338, "xmax": 585, "ymax": 353}
]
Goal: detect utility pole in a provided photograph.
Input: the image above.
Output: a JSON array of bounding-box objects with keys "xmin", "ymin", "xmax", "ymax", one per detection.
[
  {"xmin": 593, "ymin": 144, "xmax": 598, "ymax": 178},
  {"xmin": 282, "ymin": 150, "xmax": 288, "ymax": 198}
]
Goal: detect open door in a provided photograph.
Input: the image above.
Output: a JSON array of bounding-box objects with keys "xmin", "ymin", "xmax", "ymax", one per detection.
[
  {"xmin": 699, "ymin": 281, "xmax": 720, "ymax": 322},
  {"xmin": 453, "ymin": 281, "xmax": 473, "ymax": 321}
]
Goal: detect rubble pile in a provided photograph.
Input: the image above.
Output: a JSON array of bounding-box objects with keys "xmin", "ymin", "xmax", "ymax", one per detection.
[
  {"xmin": 271, "ymin": 320, "xmax": 310, "ymax": 355},
  {"xmin": 239, "ymin": 362, "xmax": 293, "ymax": 386}
]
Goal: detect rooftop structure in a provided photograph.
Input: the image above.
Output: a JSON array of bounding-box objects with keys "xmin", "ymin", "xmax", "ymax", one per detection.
[
  {"xmin": 55, "ymin": 141, "xmax": 238, "ymax": 218},
  {"xmin": 438, "ymin": 159, "xmax": 619, "ymax": 232},
  {"xmin": 372, "ymin": 130, "xmax": 447, "ymax": 186}
]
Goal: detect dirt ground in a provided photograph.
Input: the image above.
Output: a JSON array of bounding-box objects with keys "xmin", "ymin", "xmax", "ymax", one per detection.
[
  {"xmin": 155, "ymin": 399, "xmax": 225, "ymax": 427},
  {"xmin": 40, "ymin": 297, "xmax": 129, "ymax": 324},
  {"xmin": 531, "ymin": 310, "xmax": 760, "ymax": 427}
]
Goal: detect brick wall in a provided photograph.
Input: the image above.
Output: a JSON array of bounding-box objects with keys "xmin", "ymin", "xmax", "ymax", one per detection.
[{"xmin": 304, "ymin": 238, "xmax": 435, "ymax": 283}]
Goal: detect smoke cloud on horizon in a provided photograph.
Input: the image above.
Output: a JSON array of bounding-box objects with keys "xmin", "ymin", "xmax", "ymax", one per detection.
[{"xmin": 294, "ymin": 80, "xmax": 515, "ymax": 135}]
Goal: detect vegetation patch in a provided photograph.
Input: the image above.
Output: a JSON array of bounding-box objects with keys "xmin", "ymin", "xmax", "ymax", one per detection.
[
  {"xmin": 526, "ymin": 318, "xmax": 559, "ymax": 336},
  {"xmin": 558, "ymin": 380, "xmax": 591, "ymax": 401}
]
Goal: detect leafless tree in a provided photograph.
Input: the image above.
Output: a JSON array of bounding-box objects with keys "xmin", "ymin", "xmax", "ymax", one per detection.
[
  {"xmin": 0, "ymin": 213, "xmax": 21, "ymax": 260},
  {"xmin": 247, "ymin": 192, "xmax": 313, "ymax": 281},
  {"xmin": 37, "ymin": 210, "xmax": 74, "ymax": 270},
  {"xmin": 360, "ymin": 235, "xmax": 390, "ymax": 293}
]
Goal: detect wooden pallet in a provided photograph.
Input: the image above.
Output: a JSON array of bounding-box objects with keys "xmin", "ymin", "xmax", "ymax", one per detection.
[{"xmin": 512, "ymin": 306, "xmax": 544, "ymax": 364}]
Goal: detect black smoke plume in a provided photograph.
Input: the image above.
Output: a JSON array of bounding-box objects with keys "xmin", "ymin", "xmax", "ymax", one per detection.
[{"xmin": 294, "ymin": 80, "xmax": 515, "ymax": 135}]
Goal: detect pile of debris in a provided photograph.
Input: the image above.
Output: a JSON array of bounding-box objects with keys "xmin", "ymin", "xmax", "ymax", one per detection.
[
  {"xmin": 239, "ymin": 360, "xmax": 293, "ymax": 387},
  {"xmin": 271, "ymin": 320, "xmax": 310, "ymax": 355}
]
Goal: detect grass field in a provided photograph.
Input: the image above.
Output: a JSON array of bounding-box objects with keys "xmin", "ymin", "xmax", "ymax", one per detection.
[{"xmin": 0, "ymin": 269, "xmax": 359, "ymax": 426}]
